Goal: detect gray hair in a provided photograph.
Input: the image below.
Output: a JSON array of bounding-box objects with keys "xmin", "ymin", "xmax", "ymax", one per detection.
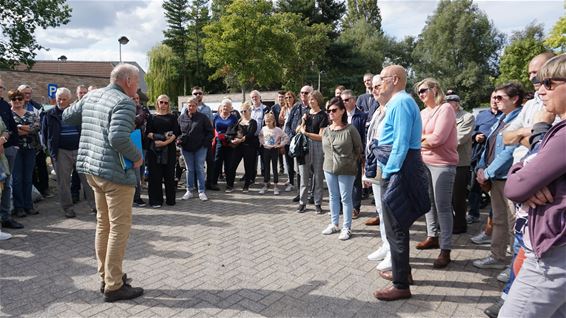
[
  {"xmin": 56, "ymin": 87, "xmax": 71, "ymax": 99},
  {"xmin": 17, "ymin": 84, "xmax": 31, "ymax": 91},
  {"xmin": 110, "ymin": 64, "xmax": 139, "ymax": 84},
  {"xmin": 250, "ymin": 90, "xmax": 261, "ymax": 97},
  {"xmin": 220, "ymin": 98, "xmax": 232, "ymax": 108}
]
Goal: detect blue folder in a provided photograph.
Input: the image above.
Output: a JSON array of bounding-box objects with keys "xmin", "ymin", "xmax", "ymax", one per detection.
[{"xmin": 121, "ymin": 129, "xmax": 143, "ymax": 170}]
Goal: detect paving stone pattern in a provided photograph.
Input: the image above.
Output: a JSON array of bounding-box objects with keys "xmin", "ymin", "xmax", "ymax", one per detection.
[{"xmin": 1, "ymin": 175, "xmax": 502, "ymax": 317}]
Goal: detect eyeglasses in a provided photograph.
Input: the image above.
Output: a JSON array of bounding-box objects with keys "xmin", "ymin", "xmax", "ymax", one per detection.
[
  {"xmin": 241, "ymin": 109, "xmax": 249, "ymax": 113},
  {"xmin": 158, "ymin": 100, "xmax": 169, "ymax": 105},
  {"xmin": 11, "ymin": 97, "xmax": 24, "ymax": 101},
  {"xmin": 192, "ymin": 92, "xmax": 203, "ymax": 96},
  {"xmin": 530, "ymin": 76, "xmax": 541, "ymax": 85},
  {"xmin": 380, "ymin": 75, "xmax": 395, "ymax": 81},
  {"xmin": 493, "ymin": 95, "xmax": 508, "ymax": 102},
  {"xmin": 343, "ymin": 98, "xmax": 351, "ymax": 103},
  {"xmin": 300, "ymin": 91, "xmax": 309, "ymax": 95},
  {"xmin": 284, "ymin": 96, "xmax": 293, "ymax": 99},
  {"xmin": 372, "ymin": 85, "xmax": 381, "ymax": 90},
  {"xmin": 327, "ymin": 108, "xmax": 339, "ymax": 113},
  {"xmin": 541, "ymin": 77, "xmax": 566, "ymax": 90},
  {"xmin": 418, "ymin": 88, "xmax": 429, "ymax": 95}
]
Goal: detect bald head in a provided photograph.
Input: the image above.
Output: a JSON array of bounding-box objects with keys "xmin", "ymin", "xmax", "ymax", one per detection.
[
  {"xmin": 377, "ymin": 65, "xmax": 408, "ymax": 104},
  {"xmin": 529, "ymin": 52, "xmax": 556, "ymax": 90}
]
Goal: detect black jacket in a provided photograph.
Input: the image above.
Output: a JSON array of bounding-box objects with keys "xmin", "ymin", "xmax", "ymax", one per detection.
[
  {"xmin": 0, "ymin": 98, "xmax": 19, "ymax": 147},
  {"xmin": 178, "ymin": 111, "xmax": 213, "ymax": 152}
]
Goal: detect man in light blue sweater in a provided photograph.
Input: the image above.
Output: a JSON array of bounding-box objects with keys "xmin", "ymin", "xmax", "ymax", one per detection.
[{"xmin": 373, "ymin": 65, "xmax": 423, "ymax": 301}]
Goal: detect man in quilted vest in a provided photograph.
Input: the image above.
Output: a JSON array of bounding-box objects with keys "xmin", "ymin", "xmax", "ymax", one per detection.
[{"xmin": 63, "ymin": 64, "xmax": 144, "ymax": 302}]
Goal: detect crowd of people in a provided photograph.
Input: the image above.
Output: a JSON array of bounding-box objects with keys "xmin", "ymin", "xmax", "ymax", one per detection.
[{"xmin": 0, "ymin": 52, "xmax": 564, "ymax": 317}]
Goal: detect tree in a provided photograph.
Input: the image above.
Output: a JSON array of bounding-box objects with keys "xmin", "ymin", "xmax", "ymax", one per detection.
[
  {"xmin": 210, "ymin": 0, "xmax": 232, "ymax": 20},
  {"xmin": 162, "ymin": 0, "xmax": 190, "ymax": 95},
  {"xmin": 412, "ymin": 0, "xmax": 504, "ymax": 109},
  {"xmin": 545, "ymin": 16, "xmax": 566, "ymax": 53},
  {"xmin": 145, "ymin": 44, "xmax": 181, "ymax": 109},
  {"xmin": 497, "ymin": 23, "xmax": 547, "ymax": 90},
  {"xmin": 344, "ymin": 0, "xmax": 381, "ymax": 31},
  {"xmin": 0, "ymin": 0, "xmax": 72, "ymax": 68},
  {"xmin": 203, "ymin": 0, "xmax": 295, "ymax": 96},
  {"xmin": 277, "ymin": 0, "xmax": 345, "ymax": 38},
  {"xmin": 187, "ymin": 0, "xmax": 211, "ymax": 87}
]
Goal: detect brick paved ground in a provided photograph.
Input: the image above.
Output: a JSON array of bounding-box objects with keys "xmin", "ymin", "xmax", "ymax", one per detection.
[{"xmin": 1, "ymin": 171, "xmax": 502, "ymax": 317}]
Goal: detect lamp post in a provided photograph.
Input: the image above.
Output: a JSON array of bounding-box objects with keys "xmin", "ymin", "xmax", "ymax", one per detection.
[
  {"xmin": 57, "ymin": 55, "xmax": 67, "ymax": 73},
  {"xmin": 118, "ymin": 36, "xmax": 129, "ymax": 63}
]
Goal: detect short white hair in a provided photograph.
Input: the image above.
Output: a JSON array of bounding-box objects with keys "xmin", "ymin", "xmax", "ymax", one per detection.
[
  {"xmin": 56, "ymin": 87, "xmax": 71, "ymax": 99},
  {"xmin": 17, "ymin": 84, "xmax": 31, "ymax": 91},
  {"xmin": 250, "ymin": 90, "xmax": 261, "ymax": 97},
  {"xmin": 110, "ymin": 63, "xmax": 139, "ymax": 84},
  {"xmin": 220, "ymin": 98, "xmax": 232, "ymax": 108}
]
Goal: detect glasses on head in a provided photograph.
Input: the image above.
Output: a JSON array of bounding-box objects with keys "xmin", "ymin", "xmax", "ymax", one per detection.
[
  {"xmin": 327, "ymin": 108, "xmax": 339, "ymax": 113},
  {"xmin": 541, "ymin": 77, "xmax": 566, "ymax": 91},
  {"xmin": 192, "ymin": 92, "xmax": 203, "ymax": 96},
  {"xmin": 418, "ymin": 88, "xmax": 429, "ymax": 95},
  {"xmin": 300, "ymin": 91, "xmax": 309, "ymax": 95},
  {"xmin": 11, "ymin": 97, "xmax": 24, "ymax": 102},
  {"xmin": 158, "ymin": 100, "xmax": 169, "ymax": 105},
  {"xmin": 493, "ymin": 95, "xmax": 508, "ymax": 102}
]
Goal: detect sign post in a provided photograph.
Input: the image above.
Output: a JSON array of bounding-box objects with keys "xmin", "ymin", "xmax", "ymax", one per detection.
[{"xmin": 47, "ymin": 84, "xmax": 58, "ymax": 99}]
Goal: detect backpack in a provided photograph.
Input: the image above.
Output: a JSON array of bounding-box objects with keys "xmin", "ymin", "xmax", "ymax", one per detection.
[{"xmin": 288, "ymin": 133, "xmax": 309, "ymax": 158}]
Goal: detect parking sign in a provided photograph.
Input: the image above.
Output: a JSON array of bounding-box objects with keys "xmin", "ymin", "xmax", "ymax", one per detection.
[{"xmin": 47, "ymin": 84, "xmax": 58, "ymax": 99}]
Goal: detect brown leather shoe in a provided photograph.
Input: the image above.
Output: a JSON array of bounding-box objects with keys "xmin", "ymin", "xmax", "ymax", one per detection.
[
  {"xmin": 365, "ymin": 216, "xmax": 380, "ymax": 226},
  {"xmin": 433, "ymin": 249, "xmax": 451, "ymax": 269},
  {"xmin": 416, "ymin": 236, "xmax": 439, "ymax": 250},
  {"xmin": 352, "ymin": 208, "xmax": 360, "ymax": 219},
  {"xmin": 373, "ymin": 285, "xmax": 412, "ymax": 301},
  {"xmin": 378, "ymin": 270, "xmax": 414, "ymax": 285}
]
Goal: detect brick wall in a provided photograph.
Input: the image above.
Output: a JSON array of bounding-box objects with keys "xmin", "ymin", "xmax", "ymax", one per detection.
[{"xmin": 0, "ymin": 70, "xmax": 109, "ymax": 104}]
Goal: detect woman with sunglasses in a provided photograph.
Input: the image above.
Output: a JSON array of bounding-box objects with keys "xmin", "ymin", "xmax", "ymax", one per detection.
[
  {"xmin": 145, "ymin": 95, "xmax": 180, "ymax": 208},
  {"xmin": 212, "ymin": 99, "xmax": 238, "ymax": 191},
  {"xmin": 9, "ymin": 89, "xmax": 41, "ymax": 218},
  {"xmin": 225, "ymin": 101, "xmax": 258, "ymax": 193},
  {"xmin": 473, "ymin": 82, "xmax": 524, "ymax": 271},
  {"xmin": 415, "ymin": 78, "xmax": 458, "ymax": 269},
  {"xmin": 500, "ymin": 54, "xmax": 566, "ymax": 318},
  {"xmin": 280, "ymin": 91, "xmax": 296, "ymax": 192},
  {"xmin": 320, "ymin": 97, "xmax": 362, "ymax": 240},
  {"xmin": 296, "ymin": 90, "xmax": 328, "ymax": 214}
]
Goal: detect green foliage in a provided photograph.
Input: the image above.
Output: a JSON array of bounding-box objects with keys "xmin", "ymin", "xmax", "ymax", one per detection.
[
  {"xmin": 344, "ymin": 0, "xmax": 381, "ymax": 31},
  {"xmin": 162, "ymin": 0, "xmax": 190, "ymax": 94},
  {"xmin": 497, "ymin": 23, "xmax": 547, "ymax": 90},
  {"xmin": 145, "ymin": 44, "xmax": 181, "ymax": 109},
  {"xmin": 187, "ymin": 0, "xmax": 212, "ymax": 88},
  {"xmin": 211, "ymin": 0, "xmax": 232, "ymax": 20},
  {"xmin": 277, "ymin": 0, "xmax": 345, "ymax": 38},
  {"xmin": 0, "ymin": 0, "xmax": 71, "ymax": 69},
  {"xmin": 545, "ymin": 16, "xmax": 566, "ymax": 53},
  {"xmin": 203, "ymin": 0, "xmax": 300, "ymax": 91},
  {"xmin": 412, "ymin": 0, "xmax": 504, "ymax": 109}
]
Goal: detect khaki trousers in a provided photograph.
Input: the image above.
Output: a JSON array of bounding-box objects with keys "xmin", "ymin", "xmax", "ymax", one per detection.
[
  {"xmin": 86, "ymin": 175, "xmax": 135, "ymax": 292},
  {"xmin": 489, "ymin": 180, "xmax": 516, "ymax": 262}
]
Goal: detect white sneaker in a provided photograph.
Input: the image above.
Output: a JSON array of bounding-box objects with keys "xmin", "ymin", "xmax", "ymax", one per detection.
[
  {"xmin": 182, "ymin": 190, "xmax": 193, "ymax": 200},
  {"xmin": 273, "ymin": 186, "xmax": 279, "ymax": 195},
  {"xmin": 0, "ymin": 230, "xmax": 12, "ymax": 241},
  {"xmin": 473, "ymin": 256, "xmax": 507, "ymax": 269},
  {"xmin": 259, "ymin": 185, "xmax": 268, "ymax": 194},
  {"xmin": 471, "ymin": 231, "xmax": 492, "ymax": 245},
  {"xmin": 285, "ymin": 184, "xmax": 294, "ymax": 192},
  {"xmin": 497, "ymin": 267, "xmax": 511, "ymax": 283},
  {"xmin": 376, "ymin": 253, "xmax": 392, "ymax": 271},
  {"xmin": 367, "ymin": 245, "xmax": 389, "ymax": 261},
  {"xmin": 338, "ymin": 227, "xmax": 351, "ymax": 240},
  {"xmin": 321, "ymin": 224, "xmax": 339, "ymax": 235},
  {"xmin": 198, "ymin": 192, "xmax": 208, "ymax": 201}
]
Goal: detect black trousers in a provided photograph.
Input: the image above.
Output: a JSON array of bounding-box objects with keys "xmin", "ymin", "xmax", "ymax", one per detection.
[
  {"xmin": 205, "ymin": 146, "xmax": 215, "ymax": 186},
  {"xmin": 352, "ymin": 160, "xmax": 362, "ymax": 210},
  {"xmin": 381, "ymin": 179, "xmax": 411, "ymax": 290},
  {"xmin": 71, "ymin": 168, "xmax": 81, "ymax": 198},
  {"xmin": 33, "ymin": 149, "xmax": 49, "ymax": 194},
  {"xmin": 452, "ymin": 166, "xmax": 470, "ymax": 231},
  {"xmin": 226, "ymin": 144, "xmax": 257, "ymax": 187},
  {"xmin": 262, "ymin": 147, "xmax": 279, "ymax": 184},
  {"xmin": 146, "ymin": 151, "xmax": 176, "ymax": 206}
]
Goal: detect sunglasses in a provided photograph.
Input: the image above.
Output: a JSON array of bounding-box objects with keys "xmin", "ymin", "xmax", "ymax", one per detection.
[
  {"xmin": 158, "ymin": 100, "xmax": 169, "ymax": 104},
  {"xmin": 541, "ymin": 77, "xmax": 566, "ymax": 91},
  {"xmin": 343, "ymin": 98, "xmax": 351, "ymax": 103},
  {"xmin": 241, "ymin": 109, "xmax": 249, "ymax": 113},
  {"xmin": 418, "ymin": 88, "xmax": 429, "ymax": 95},
  {"xmin": 493, "ymin": 95, "xmax": 508, "ymax": 102},
  {"xmin": 300, "ymin": 91, "xmax": 309, "ymax": 95},
  {"xmin": 192, "ymin": 92, "xmax": 203, "ymax": 96},
  {"xmin": 373, "ymin": 85, "xmax": 381, "ymax": 90},
  {"xmin": 327, "ymin": 108, "xmax": 339, "ymax": 113},
  {"xmin": 11, "ymin": 97, "xmax": 24, "ymax": 101}
]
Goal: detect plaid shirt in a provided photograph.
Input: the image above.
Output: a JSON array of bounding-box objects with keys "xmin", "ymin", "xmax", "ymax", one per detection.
[{"xmin": 13, "ymin": 110, "xmax": 40, "ymax": 150}]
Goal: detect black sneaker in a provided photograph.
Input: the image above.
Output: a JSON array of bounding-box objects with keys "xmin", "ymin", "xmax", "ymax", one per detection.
[
  {"xmin": 292, "ymin": 195, "xmax": 300, "ymax": 202},
  {"xmin": 296, "ymin": 204, "xmax": 306, "ymax": 213},
  {"xmin": 206, "ymin": 184, "xmax": 220, "ymax": 191},
  {"xmin": 484, "ymin": 298, "xmax": 504, "ymax": 318},
  {"xmin": 100, "ymin": 273, "xmax": 131, "ymax": 293},
  {"xmin": 103, "ymin": 283, "xmax": 143, "ymax": 302},
  {"xmin": 315, "ymin": 205, "xmax": 323, "ymax": 214},
  {"xmin": 133, "ymin": 198, "xmax": 146, "ymax": 207},
  {"xmin": 14, "ymin": 208, "xmax": 27, "ymax": 218},
  {"xmin": 1, "ymin": 219, "xmax": 24, "ymax": 229}
]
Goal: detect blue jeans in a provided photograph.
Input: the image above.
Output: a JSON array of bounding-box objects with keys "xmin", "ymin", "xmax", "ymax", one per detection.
[
  {"xmin": 13, "ymin": 148, "xmax": 36, "ymax": 210},
  {"xmin": 0, "ymin": 146, "xmax": 17, "ymax": 221},
  {"xmin": 503, "ymin": 232, "xmax": 524, "ymax": 296},
  {"xmin": 324, "ymin": 171, "xmax": 355, "ymax": 229},
  {"xmin": 182, "ymin": 147, "xmax": 207, "ymax": 193}
]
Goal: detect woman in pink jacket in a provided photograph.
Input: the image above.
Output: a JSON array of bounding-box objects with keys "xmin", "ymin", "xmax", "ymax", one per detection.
[{"xmin": 415, "ymin": 78, "xmax": 459, "ymax": 269}]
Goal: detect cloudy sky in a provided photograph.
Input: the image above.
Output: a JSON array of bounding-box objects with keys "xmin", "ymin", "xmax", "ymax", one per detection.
[{"xmin": 35, "ymin": 0, "xmax": 564, "ymax": 71}]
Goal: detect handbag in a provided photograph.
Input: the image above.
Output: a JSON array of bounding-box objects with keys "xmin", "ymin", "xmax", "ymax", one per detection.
[{"xmin": 289, "ymin": 133, "xmax": 309, "ymax": 158}]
